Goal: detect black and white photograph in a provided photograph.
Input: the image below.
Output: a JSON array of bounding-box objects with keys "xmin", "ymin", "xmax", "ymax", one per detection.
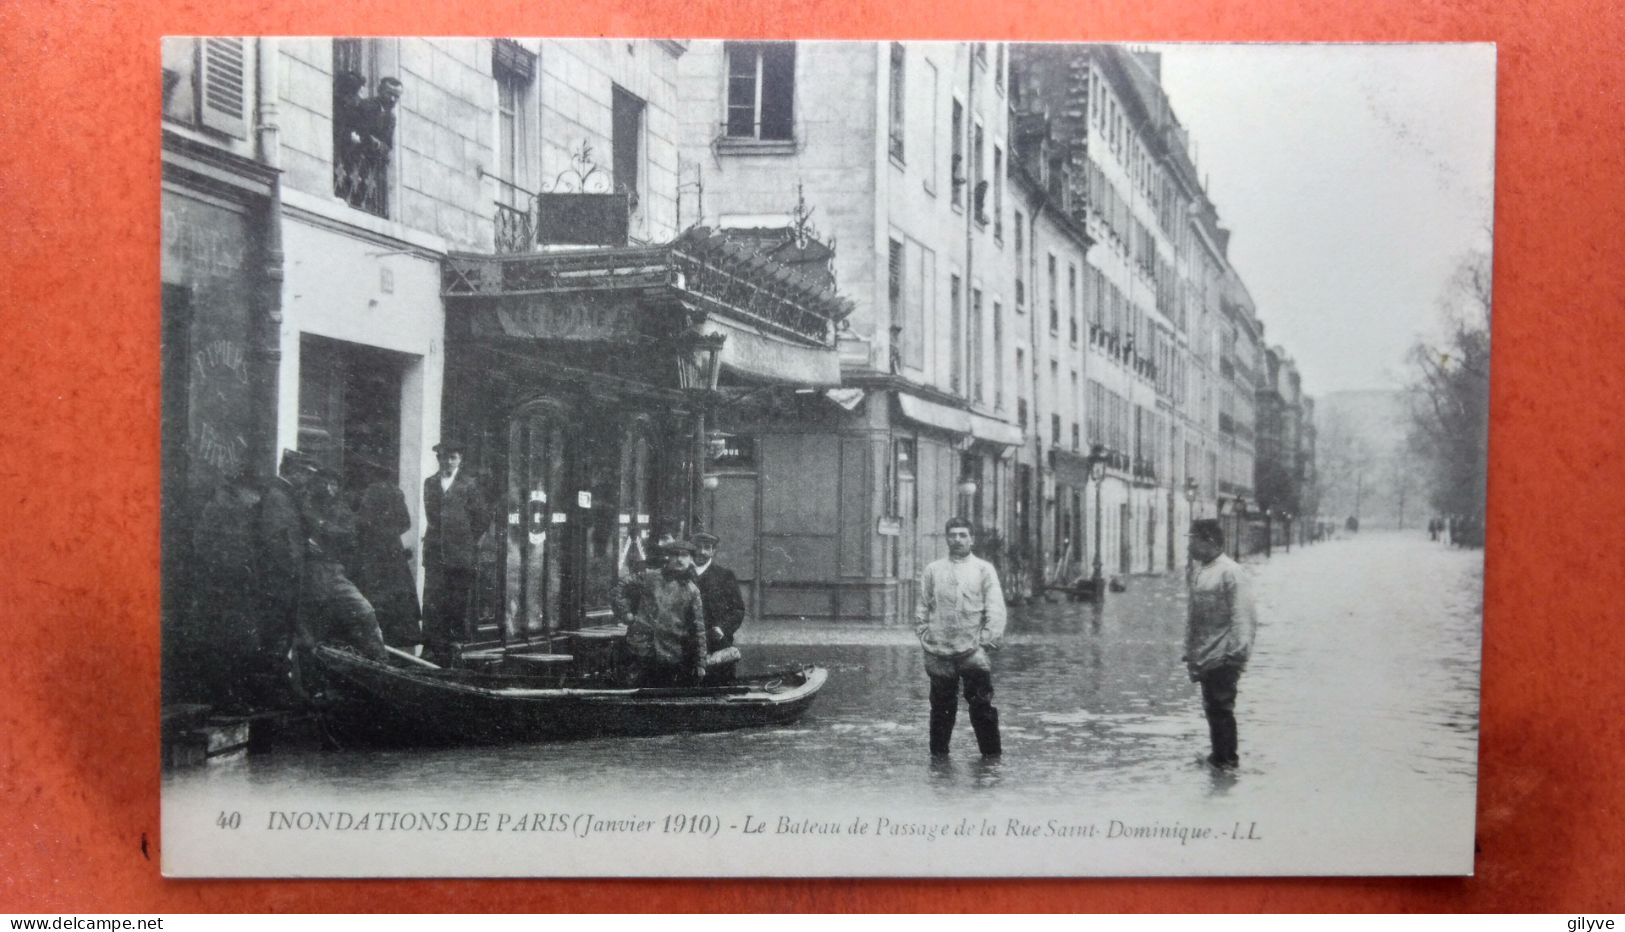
[{"xmin": 158, "ymin": 37, "xmax": 1494, "ymax": 877}]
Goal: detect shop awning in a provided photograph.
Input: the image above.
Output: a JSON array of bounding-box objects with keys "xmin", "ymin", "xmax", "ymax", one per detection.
[
  {"xmin": 896, "ymin": 394, "xmax": 1023, "ymax": 447},
  {"xmin": 704, "ymin": 316, "xmax": 842, "ymax": 387}
]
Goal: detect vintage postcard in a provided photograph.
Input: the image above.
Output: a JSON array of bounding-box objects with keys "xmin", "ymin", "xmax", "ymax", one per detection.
[{"xmin": 159, "ymin": 38, "xmax": 1494, "ymax": 876}]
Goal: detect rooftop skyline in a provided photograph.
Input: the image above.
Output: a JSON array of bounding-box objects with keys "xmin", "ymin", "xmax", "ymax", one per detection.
[{"xmin": 1153, "ymin": 43, "xmax": 1496, "ymax": 395}]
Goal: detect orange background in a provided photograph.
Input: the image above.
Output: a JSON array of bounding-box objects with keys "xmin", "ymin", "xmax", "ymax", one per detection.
[{"xmin": 2, "ymin": 0, "xmax": 1622, "ymax": 913}]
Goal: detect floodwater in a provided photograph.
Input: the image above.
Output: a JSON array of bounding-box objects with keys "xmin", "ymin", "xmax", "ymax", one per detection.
[{"xmin": 165, "ymin": 531, "xmax": 1485, "ymax": 873}]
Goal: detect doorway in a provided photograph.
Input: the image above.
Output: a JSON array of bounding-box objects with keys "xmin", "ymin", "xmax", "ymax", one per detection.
[{"xmin": 497, "ymin": 402, "xmax": 676, "ymax": 638}]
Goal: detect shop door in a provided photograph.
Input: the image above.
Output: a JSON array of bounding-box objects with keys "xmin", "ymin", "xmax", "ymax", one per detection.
[
  {"xmin": 564, "ymin": 411, "xmax": 632, "ymax": 626},
  {"xmin": 502, "ymin": 406, "xmax": 564, "ymax": 640}
]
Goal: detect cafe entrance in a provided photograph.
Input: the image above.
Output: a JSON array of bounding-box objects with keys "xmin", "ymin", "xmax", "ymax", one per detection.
[{"xmin": 486, "ymin": 396, "xmax": 690, "ymax": 643}]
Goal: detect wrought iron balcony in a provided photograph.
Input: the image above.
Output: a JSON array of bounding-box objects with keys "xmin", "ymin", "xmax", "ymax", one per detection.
[
  {"xmin": 335, "ymin": 148, "xmax": 389, "ymax": 217},
  {"xmin": 444, "ymin": 225, "xmax": 853, "ymax": 347}
]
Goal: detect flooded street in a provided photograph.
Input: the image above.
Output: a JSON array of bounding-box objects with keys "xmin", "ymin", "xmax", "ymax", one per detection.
[{"xmin": 165, "ymin": 531, "xmax": 1483, "ymax": 874}]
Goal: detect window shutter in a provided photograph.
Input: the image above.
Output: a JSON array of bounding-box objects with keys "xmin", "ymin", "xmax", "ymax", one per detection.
[{"xmin": 199, "ymin": 37, "xmax": 248, "ymax": 139}]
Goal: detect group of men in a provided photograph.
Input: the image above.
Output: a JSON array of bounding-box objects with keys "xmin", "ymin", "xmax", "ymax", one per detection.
[
  {"xmin": 912, "ymin": 515, "xmax": 1256, "ymax": 770},
  {"xmin": 211, "ymin": 435, "xmax": 1257, "ymax": 769},
  {"xmin": 610, "ymin": 532, "xmax": 748, "ymax": 687}
]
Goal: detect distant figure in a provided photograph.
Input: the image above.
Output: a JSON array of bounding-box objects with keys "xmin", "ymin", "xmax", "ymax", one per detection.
[
  {"xmin": 692, "ymin": 531, "xmax": 747, "ymax": 683},
  {"xmin": 421, "ymin": 437, "xmax": 489, "ymax": 666},
  {"xmin": 1346, "ymin": 515, "xmax": 1360, "ymax": 534},
  {"xmin": 352, "ymin": 458, "xmax": 422, "ymax": 653},
  {"xmin": 1184, "ymin": 519, "xmax": 1258, "ymax": 772},
  {"xmin": 915, "ymin": 517, "xmax": 1006, "ymax": 757},
  {"xmin": 613, "ymin": 539, "xmax": 708, "ymax": 687}
]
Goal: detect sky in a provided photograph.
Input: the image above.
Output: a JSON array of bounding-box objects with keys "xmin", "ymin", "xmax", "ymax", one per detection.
[{"xmin": 1151, "ymin": 44, "xmax": 1496, "ymax": 395}]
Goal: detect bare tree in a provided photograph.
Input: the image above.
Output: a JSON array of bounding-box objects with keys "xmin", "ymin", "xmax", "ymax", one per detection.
[{"xmin": 1405, "ymin": 251, "xmax": 1491, "ymax": 531}]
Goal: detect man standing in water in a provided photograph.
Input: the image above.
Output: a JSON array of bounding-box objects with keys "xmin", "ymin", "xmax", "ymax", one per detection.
[
  {"xmin": 915, "ymin": 517, "xmax": 1006, "ymax": 757},
  {"xmin": 1185, "ymin": 518, "xmax": 1258, "ymax": 771}
]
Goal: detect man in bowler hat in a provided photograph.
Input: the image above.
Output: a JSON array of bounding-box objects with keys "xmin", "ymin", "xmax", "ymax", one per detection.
[
  {"xmin": 421, "ymin": 437, "xmax": 489, "ymax": 665},
  {"xmin": 1185, "ymin": 518, "xmax": 1258, "ymax": 771},
  {"xmin": 692, "ymin": 531, "xmax": 747, "ymax": 682}
]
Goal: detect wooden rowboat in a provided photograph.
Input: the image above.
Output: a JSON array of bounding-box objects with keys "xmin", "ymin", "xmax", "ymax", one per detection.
[{"xmin": 302, "ymin": 644, "xmax": 827, "ymax": 747}]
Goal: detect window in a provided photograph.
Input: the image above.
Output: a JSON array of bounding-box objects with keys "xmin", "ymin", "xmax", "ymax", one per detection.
[
  {"xmin": 492, "ymin": 41, "xmax": 535, "ymax": 203},
  {"xmin": 725, "ymin": 42, "xmax": 795, "ymax": 141},
  {"xmin": 973, "ymin": 120, "xmax": 987, "ymax": 222},
  {"xmin": 888, "ymin": 43, "xmax": 905, "ymax": 161},
  {"xmin": 971, "ymin": 288, "xmax": 985, "ymax": 402},
  {"xmin": 1015, "ymin": 348, "xmax": 1026, "ymax": 426},
  {"xmin": 994, "ymin": 43, "xmax": 1005, "ymax": 92},
  {"xmin": 1014, "ymin": 211, "xmax": 1026, "ymax": 309},
  {"xmin": 1068, "ymin": 263, "xmax": 1079, "ymax": 345},
  {"xmin": 1050, "ymin": 361, "xmax": 1061, "ymax": 444},
  {"xmin": 888, "ymin": 238, "xmax": 905, "ymax": 372},
  {"xmin": 1071, "ymin": 371, "xmax": 1080, "ymax": 451},
  {"xmin": 993, "ymin": 300, "xmax": 1004, "ymax": 409},
  {"xmin": 929, "ymin": 59, "xmax": 942, "ymax": 193},
  {"xmin": 950, "ymin": 274, "xmax": 963, "ymax": 394},
  {"xmin": 1047, "ymin": 254, "xmax": 1059, "ymax": 333},
  {"xmin": 612, "ymin": 85, "xmax": 645, "ymax": 212},
  {"xmin": 162, "ymin": 37, "xmax": 248, "ymax": 138},
  {"xmin": 992, "ymin": 145, "xmax": 1004, "ymax": 241},
  {"xmin": 1088, "ymin": 380, "xmax": 1104, "ymax": 444},
  {"xmin": 333, "ymin": 38, "xmax": 400, "ymax": 218},
  {"xmin": 950, "ymin": 99, "xmax": 965, "ymax": 207}
]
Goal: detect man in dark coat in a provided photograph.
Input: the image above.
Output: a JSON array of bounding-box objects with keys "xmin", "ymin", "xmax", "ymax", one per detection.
[
  {"xmin": 352, "ymin": 457, "xmax": 421, "ymax": 652},
  {"xmin": 692, "ymin": 531, "xmax": 746, "ymax": 682},
  {"xmin": 256, "ymin": 450, "xmax": 320, "ymax": 668},
  {"xmin": 422, "ymin": 437, "xmax": 489, "ymax": 665}
]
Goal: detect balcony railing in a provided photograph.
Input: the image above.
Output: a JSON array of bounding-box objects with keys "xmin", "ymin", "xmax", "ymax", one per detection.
[
  {"xmin": 488, "ymin": 173, "xmax": 632, "ymax": 254},
  {"xmin": 335, "ymin": 149, "xmax": 389, "ymax": 218},
  {"xmin": 446, "ymin": 225, "xmax": 852, "ymax": 347}
]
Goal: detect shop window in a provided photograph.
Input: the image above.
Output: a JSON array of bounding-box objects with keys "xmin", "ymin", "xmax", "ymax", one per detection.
[{"xmin": 725, "ymin": 42, "xmax": 796, "ymax": 141}]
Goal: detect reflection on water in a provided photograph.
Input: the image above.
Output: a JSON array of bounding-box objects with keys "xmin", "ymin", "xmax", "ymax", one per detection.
[{"xmin": 170, "ymin": 534, "xmax": 1483, "ymax": 818}]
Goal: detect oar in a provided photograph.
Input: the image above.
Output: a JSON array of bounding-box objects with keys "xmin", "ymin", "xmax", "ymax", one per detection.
[{"xmin": 387, "ymin": 645, "xmax": 441, "ymax": 669}]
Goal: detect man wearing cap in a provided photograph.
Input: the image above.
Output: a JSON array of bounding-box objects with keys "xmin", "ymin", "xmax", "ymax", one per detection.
[
  {"xmin": 692, "ymin": 531, "xmax": 746, "ymax": 682},
  {"xmin": 421, "ymin": 438, "xmax": 489, "ymax": 665},
  {"xmin": 915, "ymin": 517, "xmax": 1006, "ymax": 757},
  {"xmin": 255, "ymin": 450, "xmax": 320, "ymax": 673},
  {"xmin": 612, "ymin": 539, "xmax": 708, "ymax": 688},
  {"xmin": 1185, "ymin": 518, "xmax": 1259, "ymax": 771}
]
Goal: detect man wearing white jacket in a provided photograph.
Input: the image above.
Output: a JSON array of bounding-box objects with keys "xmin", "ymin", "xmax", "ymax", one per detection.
[{"xmin": 915, "ymin": 517, "xmax": 1007, "ymax": 757}]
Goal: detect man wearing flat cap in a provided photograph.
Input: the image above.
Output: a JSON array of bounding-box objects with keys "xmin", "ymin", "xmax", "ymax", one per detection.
[
  {"xmin": 692, "ymin": 531, "xmax": 746, "ymax": 682},
  {"xmin": 1184, "ymin": 518, "xmax": 1258, "ymax": 771},
  {"xmin": 612, "ymin": 538, "xmax": 708, "ymax": 687},
  {"xmin": 421, "ymin": 437, "xmax": 489, "ymax": 665}
]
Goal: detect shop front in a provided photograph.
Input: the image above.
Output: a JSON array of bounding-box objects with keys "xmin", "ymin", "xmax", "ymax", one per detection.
[
  {"xmin": 440, "ymin": 228, "xmax": 848, "ymax": 647},
  {"xmin": 161, "ymin": 133, "xmax": 280, "ymax": 703}
]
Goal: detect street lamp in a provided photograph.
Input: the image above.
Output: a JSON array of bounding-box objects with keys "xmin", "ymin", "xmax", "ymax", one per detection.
[
  {"xmin": 1263, "ymin": 507, "xmax": 1273, "ymax": 559},
  {"xmin": 1284, "ymin": 511, "xmax": 1293, "ymax": 553},
  {"xmin": 1087, "ymin": 443, "xmax": 1107, "ymax": 602}
]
